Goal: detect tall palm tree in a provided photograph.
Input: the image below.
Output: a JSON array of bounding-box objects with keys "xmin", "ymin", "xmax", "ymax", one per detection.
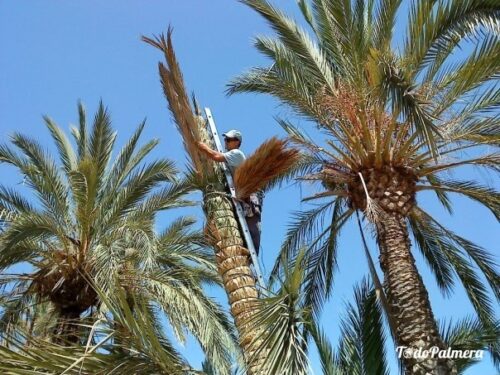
[
  {"xmin": 0, "ymin": 102, "xmax": 237, "ymax": 372},
  {"xmin": 228, "ymin": 1, "xmax": 500, "ymax": 373},
  {"xmin": 143, "ymin": 31, "xmax": 272, "ymax": 374}
]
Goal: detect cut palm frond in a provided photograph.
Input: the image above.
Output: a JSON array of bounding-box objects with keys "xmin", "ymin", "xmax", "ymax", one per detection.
[{"xmin": 234, "ymin": 137, "xmax": 300, "ymax": 199}]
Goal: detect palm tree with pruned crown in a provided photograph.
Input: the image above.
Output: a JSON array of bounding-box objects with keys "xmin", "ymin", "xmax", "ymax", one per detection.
[{"xmin": 143, "ymin": 29, "xmax": 302, "ymax": 374}]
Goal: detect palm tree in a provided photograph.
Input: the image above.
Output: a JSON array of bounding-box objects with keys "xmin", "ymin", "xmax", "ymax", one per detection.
[
  {"xmin": 0, "ymin": 102, "xmax": 237, "ymax": 372},
  {"xmin": 314, "ymin": 278, "xmax": 392, "ymax": 375},
  {"xmin": 248, "ymin": 250, "xmax": 311, "ymax": 375},
  {"xmin": 143, "ymin": 30, "xmax": 298, "ymax": 374},
  {"xmin": 228, "ymin": 1, "xmax": 500, "ymax": 373}
]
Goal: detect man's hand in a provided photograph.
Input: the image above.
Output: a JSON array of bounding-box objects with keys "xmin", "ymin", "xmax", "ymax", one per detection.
[
  {"xmin": 196, "ymin": 141, "xmax": 226, "ymax": 162},
  {"xmin": 196, "ymin": 141, "xmax": 209, "ymax": 152}
]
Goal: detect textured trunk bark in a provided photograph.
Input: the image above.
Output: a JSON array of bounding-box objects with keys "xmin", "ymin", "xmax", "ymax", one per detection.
[
  {"xmin": 377, "ymin": 213, "xmax": 456, "ymax": 375},
  {"xmin": 204, "ymin": 193, "xmax": 265, "ymax": 374},
  {"xmin": 196, "ymin": 116, "xmax": 265, "ymax": 374}
]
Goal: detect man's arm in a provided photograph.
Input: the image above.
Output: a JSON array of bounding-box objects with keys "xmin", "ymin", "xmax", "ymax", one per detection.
[{"xmin": 196, "ymin": 141, "xmax": 226, "ymax": 162}]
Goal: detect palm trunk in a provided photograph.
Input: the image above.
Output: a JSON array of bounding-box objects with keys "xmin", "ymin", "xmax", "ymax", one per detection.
[
  {"xmin": 204, "ymin": 193, "xmax": 265, "ymax": 374},
  {"xmin": 197, "ymin": 118, "xmax": 265, "ymax": 374},
  {"xmin": 376, "ymin": 213, "xmax": 456, "ymax": 375}
]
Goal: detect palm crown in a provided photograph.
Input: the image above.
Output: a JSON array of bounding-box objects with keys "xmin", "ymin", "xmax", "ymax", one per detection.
[{"xmin": 0, "ymin": 101, "xmax": 179, "ymax": 325}]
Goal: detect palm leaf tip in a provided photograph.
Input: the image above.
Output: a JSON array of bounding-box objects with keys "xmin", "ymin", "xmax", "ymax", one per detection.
[
  {"xmin": 234, "ymin": 137, "xmax": 301, "ymax": 199},
  {"xmin": 143, "ymin": 27, "xmax": 212, "ymax": 179}
]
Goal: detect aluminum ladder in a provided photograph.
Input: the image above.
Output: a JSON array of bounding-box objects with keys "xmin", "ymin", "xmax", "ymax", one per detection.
[{"xmin": 204, "ymin": 107, "xmax": 266, "ymax": 290}]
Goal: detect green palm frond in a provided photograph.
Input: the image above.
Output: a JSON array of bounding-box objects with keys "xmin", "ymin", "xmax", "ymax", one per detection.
[
  {"xmin": 311, "ymin": 323, "xmax": 337, "ymax": 375},
  {"xmin": 241, "ymin": 0, "xmax": 336, "ymax": 94},
  {"xmin": 89, "ymin": 101, "xmax": 117, "ymax": 191},
  {"xmin": 249, "ymin": 251, "xmax": 311, "ymax": 375},
  {"xmin": 441, "ymin": 316, "xmax": 500, "ymax": 373},
  {"xmin": 408, "ymin": 212, "xmax": 456, "ymax": 296},
  {"xmin": 311, "ymin": 278, "xmax": 390, "ymax": 375},
  {"xmin": 0, "ymin": 290, "xmax": 37, "ymax": 337},
  {"xmin": 0, "ymin": 286, "xmax": 197, "ymax": 374},
  {"xmin": 0, "ymin": 185, "xmax": 35, "ymax": 215},
  {"xmin": 300, "ymin": 202, "xmax": 352, "ymax": 320},
  {"xmin": 406, "ymin": 0, "xmax": 500, "ymax": 76},
  {"xmin": 10, "ymin": 132, "xmax": 70, "ymax": 222},
  {"xmin": 227, "ymin": 67, "xmax": 319, "ymax": 122},
  {"xmin": 417, "ymin": 179, "xmax": 500, "ymax": 220},
  {"xmin": 433, "ymin": 35, "xmax": 500, "ymax": 115},
  {"xmin": 137, "ymin": 272, "xmax": 237, "ymax": 374},
  {"xmin": 101, "ymin": 120, "xmax": 156, "ymax": 194},
  {"xmin": 44, "ymin": 115, "xmax": 78, "ymax": 176},
  {"xmin": 0, "ymin": 214, "xmax": 62, "ymax": 259},
  {"xmin": 336, "ymin": 278, "xmax": 390, "ymax": 375},
  {"xmin": 133, "ymin": 177, "xmax": 195, "ymax": 219},
  {"xmin": 71, "ymin": 101, "xmax": 88, "ymax": 159},
  {"xmin": 409, "ymin": 208, "xmax": 498, "ymax": 326},
  {"xmin": 297, "ymin": 0, "xmax": 316, "ymax": 32},
  {"xmin": 372, "ymin": 0, "xmax": 402, "ymax": 50},
  {"xmin": 269, "ymin": 200, "xmax": 334, "ymax": 282},
  {"xmin": 379, "ymin": 60, "xmax": 440, "ymax": 152},
  {"xmin": 458, "ymin": 85, "xmax": 500, "ymax": 117}
]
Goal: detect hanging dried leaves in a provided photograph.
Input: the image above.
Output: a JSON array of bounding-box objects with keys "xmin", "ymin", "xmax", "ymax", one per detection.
[{"xmin": 234, "ymin": 137, "xmax": 300, "ymax": 199}]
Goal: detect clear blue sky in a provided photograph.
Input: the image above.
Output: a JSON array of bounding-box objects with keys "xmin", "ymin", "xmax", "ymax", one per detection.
[{"xmin": 0, "ymin": 1, "xmax": 498, "ymax": 374}]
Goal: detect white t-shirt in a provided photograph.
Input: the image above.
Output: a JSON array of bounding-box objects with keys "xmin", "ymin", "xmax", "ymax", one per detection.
[{"xmin": 223, "ymin": 149, "xmax": 246, "ymax": 175}]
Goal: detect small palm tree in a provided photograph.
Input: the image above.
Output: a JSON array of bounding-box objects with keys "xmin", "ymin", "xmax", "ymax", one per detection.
[
  {"xmin": 0, "ymin": 103, "xmax": 236, "ymax": 372},
  {"xmin": 249, "ymin": 250, "xmax": 311, "ymax": 375},
  {"xmin": 313, "ymin": 278, "xmax": 391, "ymax": 375},
  {"xmin": 228, "ymin": 1, "xmax": 499, "ymax": 373}
]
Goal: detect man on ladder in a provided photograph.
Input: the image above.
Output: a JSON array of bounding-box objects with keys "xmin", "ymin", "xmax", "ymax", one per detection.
[{"xmin": 196, "ymin": 129, "xmax": 262, "ymax": 254}]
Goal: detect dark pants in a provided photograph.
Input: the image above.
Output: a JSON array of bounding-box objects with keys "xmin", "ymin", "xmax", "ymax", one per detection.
[{"xmin": 245, "ymin": 214, "xmax": 261, "ymax": 255}]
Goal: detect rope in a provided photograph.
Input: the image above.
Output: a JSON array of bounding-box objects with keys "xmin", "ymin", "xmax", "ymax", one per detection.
[
  {"xmin": 356, "ymin": 210, "xmax": 398, "ymax": 341},
  {"xmin": 357, "ymin": 172, "xmax": 383, "ymax": 222}
]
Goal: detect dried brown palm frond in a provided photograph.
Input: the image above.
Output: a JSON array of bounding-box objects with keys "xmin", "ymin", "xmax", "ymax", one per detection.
[
  {"xmin": 142, "ymin": 28, "xmax": 213, "ymax": 178},
  {"xmin": 234, "ymin": 137, "xmax": 300, "ymax": 199}
]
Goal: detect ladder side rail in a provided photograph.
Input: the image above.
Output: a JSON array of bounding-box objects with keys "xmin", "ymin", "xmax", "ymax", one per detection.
[{"xmin": 204, "ymin": 108, "xmax": 266, "ymax": 289}]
